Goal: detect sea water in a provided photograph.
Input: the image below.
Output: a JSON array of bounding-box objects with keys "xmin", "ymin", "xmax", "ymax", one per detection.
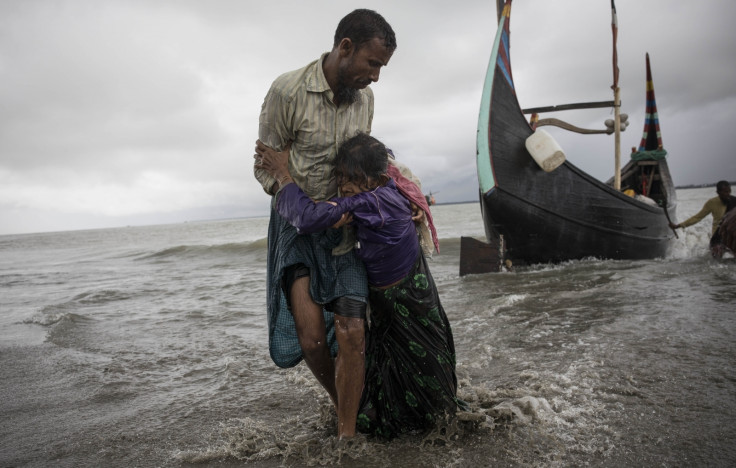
[{"xmin": 1, "ymin": 187, "xmax": 734, "ymax": 467}]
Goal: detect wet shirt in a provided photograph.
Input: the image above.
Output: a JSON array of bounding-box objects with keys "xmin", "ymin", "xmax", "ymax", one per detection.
[
  {"xmin": 275, "ymin": 180, "xmax": 419, "ymax": 287},
  {"xmin": 254, "ymin": 53, "xmax": 374, "ymax": 201}
]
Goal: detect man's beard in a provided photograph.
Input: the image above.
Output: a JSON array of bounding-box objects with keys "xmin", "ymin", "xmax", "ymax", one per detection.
[{"xmin": 335, "ymin": 69, "xmax": 359, "ymax": 106}]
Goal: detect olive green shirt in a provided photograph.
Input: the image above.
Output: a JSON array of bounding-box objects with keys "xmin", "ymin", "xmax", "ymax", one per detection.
[
  {"xmin": 254, "ymin": 53, "xmax": 374, "ymax": 200},
  {"xmin": 679, "ymin": 196, "xmax": 728, "ymax": 235}
]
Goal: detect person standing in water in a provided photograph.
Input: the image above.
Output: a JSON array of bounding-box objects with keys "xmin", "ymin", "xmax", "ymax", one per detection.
[
  {"xmin": 670, "ymin": 180, "xmax": 736, "ymax": 257},
  {"xmin": 256, "ymin": 133, "xmax": 463, "ymax": 439},
  {"xmin": 253, "ymin": 9, "xmax": 435, "ymax": 438}
]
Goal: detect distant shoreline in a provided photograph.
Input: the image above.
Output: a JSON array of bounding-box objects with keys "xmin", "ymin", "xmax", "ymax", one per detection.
[
  {"xmin": 675, "ymin": 181, "xmax": 734, "ymax": 189},
  {"xmin": 431, "ymin": 200, "xmax": 475, "ymax": 207}
]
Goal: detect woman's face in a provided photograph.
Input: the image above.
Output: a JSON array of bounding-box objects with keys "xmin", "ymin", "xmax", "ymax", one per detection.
[
  {"xmin": 339, "ymin": 179, "xmax": 372, "ymax": 198},
  {"xmin": 337, "ymin": 171, "xmax": 377, "ymax": 197}
]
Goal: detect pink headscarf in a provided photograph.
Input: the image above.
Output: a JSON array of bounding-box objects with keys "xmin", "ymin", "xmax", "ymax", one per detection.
[{"xmin": 386, "ymin": 163, "xmax": 440, "ymax": 254}]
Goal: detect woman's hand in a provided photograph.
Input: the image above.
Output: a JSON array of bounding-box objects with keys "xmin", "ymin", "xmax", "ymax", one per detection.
[
  {"xmin": 410, "ymin": 203, "xmax": 426, "ymax": 224},
  {"xmin": 331, "ymin": 213, "xmax": 353, "ymax": 229},
  {"xmin": 321, "ymin": 200, "xmax": 353, "ymax": 228}
]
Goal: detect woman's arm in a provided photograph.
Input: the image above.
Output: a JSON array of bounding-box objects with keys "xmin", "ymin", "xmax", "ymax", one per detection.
[{"xmin": 276, "ymin": 185, "xmax": 357, "ymax": 233}]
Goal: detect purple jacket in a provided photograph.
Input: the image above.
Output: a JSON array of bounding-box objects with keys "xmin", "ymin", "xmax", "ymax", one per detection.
[{"xmin": 275, "ymin": 179, "xmax": 419, "ymax": 287}]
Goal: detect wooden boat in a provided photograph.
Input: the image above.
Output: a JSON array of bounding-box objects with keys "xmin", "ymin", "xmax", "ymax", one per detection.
[{"xmin": 460, "ymin": 0, "xmax": 677, "ymax": 275}]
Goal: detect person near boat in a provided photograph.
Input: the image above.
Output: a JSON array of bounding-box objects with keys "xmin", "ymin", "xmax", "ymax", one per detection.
[
  {"xmin": 252, "ymin": 9, "xmax": 395, "ymax": 440},
  {"xmin": 256, "ymin": 132, "xmax": 463, "ymax": 439},
  {"xmin": 252, "ymin": 9, "xmax": 437, "ymax": 439},
  {"xmin": 669, "ymin": 180, "xmax": 736, "ymax": 257}
]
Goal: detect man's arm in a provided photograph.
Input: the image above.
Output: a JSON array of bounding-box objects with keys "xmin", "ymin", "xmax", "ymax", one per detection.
[
  {"xmin": 677, "ymin": 199, "xmax": 715, "ymax": 228},
  {"xmin": 254, "ymin": 87, "xmax": 294, "ymax": 196}
]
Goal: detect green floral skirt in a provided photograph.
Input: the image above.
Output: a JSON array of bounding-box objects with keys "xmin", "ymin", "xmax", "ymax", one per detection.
[{"xmin": 357, "ymin": 253, "xmax": 461, "ymax": 439}]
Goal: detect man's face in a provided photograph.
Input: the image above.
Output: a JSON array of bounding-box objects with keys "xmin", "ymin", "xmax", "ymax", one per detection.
[
  {"xmin": 335, "ymin": 37, "xmax": 393, "ymax": 104},
  {"xmin": 717, "ymin": 185, "xmax": 731, "ymax": 203}
]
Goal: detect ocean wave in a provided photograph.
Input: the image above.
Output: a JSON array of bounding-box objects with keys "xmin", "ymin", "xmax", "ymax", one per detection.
[
  {"xmin": 23, "ymin": 311, "xmax": 93, "ymax": 327},
  {"xmin": 135, "ymin": 238, "xmax": 268, "ymax": 262},
  {"xmin": 71, "ymin": 289, "xmax": 134, "ymax": 304},
  {"xmin": 0, "ymin": 273, "xmax": 27, "ymax": 287},
  {"xmin": 22, "ymin": 289, "xmax": 133, "ymax": 327},
  {"xmin": 130, "ymin": 236, "xmax": 476, "ymax": 265}
]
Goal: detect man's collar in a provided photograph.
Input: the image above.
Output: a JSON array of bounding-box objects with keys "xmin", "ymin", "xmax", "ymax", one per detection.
[{"xmin": 306, "ymin": 52, "xmax": 331, "ymax": 93}]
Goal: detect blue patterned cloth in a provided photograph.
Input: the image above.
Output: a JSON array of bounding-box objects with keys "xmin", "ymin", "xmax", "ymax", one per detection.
[{"xmin": 265, "ymin": 206, "xmax": 368, "ymax": 368}]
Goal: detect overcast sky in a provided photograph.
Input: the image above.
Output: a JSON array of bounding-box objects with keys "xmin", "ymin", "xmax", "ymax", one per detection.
[{"xmin": 1, "ymin": 0, "xmax": 735, "ymax": 235}]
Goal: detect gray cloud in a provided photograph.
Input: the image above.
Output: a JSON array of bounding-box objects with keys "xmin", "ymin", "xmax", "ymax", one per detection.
[{"xmin": 1, "ymin": 0, "xmax": 734, "ymax": 235}]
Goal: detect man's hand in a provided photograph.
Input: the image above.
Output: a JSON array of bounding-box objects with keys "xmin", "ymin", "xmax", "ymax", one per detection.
[{"xmin": 254, "ymin": 140, "xmax": 292, "ymax": 187}]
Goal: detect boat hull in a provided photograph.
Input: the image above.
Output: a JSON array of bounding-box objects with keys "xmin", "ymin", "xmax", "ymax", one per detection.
[
  {"xmin": 481, "ymin": 173, "xmax": 674, "ymax": 264},
  {"xmin": 473, "ymin": 2, "xmax": 676, "ymax": 267}
]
